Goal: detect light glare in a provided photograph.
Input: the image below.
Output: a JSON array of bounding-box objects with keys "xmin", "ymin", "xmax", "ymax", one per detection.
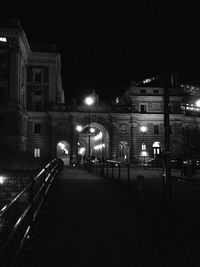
[
  {"xmin": 85, "ymin": 96, "xmax": 94, "ymax": 106},
  {"xmin": 76, "ymin": 125, "xmax": 83, "ymax": 132},
  {"xmin": 140, "ymin": 126, "xmax": 147, "ymax": 133},
  {"xmin": 0, "ymin": 37, "xmax": 7, "ymax": 42},
  {"xmin": 196, "ymin": 99, "xmax": 200, "ymax": 107}
]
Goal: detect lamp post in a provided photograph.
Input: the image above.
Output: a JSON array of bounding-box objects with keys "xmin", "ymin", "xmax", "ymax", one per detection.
[
  {"xmin": 76, "ymin": 125, "xmax": 83, "ymax": 165},
  {"xmin": 140, "ymin": 126, "xmax": 147, "ymax": 169},
  {"xmin": 84, "ymin": 96, "xmax": 95, "ymax": 170}
]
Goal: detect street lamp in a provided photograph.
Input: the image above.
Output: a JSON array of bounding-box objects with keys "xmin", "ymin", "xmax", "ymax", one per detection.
[
  {"xmin": 84, "ymin": 95, "xmax": 95, "ymax": 169},
  {"xmin": 76, "ymin": 125, "xmax": 83, "ymax": 132},
  {"xmin": 140, "ymin": 126, "xmax": 147, "ymax": 169}
]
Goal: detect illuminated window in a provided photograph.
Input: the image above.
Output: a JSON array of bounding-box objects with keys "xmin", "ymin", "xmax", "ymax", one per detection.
[
  {"xmin": 153, "ymin": 147, "xmax": 160, "ymax": 155},
  {"xmin": 34, "ymin": 123, "xmax": 41, "ymax": 134},
  {"xmin": 142, "ymin": 143, "xmax": 146, "ymax": 150},
  {"xmin": 34, "ymin": 148, "xmax": 40, "ymax": 158},
  {"xmin": 152, "ymin": 141, "xmax": 161, "ymax": 157},
  {"xmin": 154, "ymin": 125, "xmax": 159, "ymax": 134}
]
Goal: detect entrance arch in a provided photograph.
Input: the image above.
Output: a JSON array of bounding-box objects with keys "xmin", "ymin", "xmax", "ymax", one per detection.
[
  {"xmin": 57, "ymin": 141, "xmax": 70, "ymax": 166},
  {"xmin": 76, "ymin": 122, "xmax": 109, "ymax": 162}
]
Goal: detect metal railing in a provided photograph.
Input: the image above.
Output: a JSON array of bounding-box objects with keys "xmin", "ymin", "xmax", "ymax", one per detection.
[
  {"xmin": 87, "ymin": 160, "xmax": 130, "ymax": 187},
  {"xmin": 0, "ymin": 158, "xmax": 63, "ymax": 267}
]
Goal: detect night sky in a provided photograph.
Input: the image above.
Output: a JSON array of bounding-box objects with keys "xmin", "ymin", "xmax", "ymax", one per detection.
[{"xmin": 1, "ymin": 1, "xmax": 200, "ymax": 104}]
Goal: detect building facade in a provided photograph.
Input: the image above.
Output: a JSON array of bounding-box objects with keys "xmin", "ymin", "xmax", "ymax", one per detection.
[{"xmin": 1, "ymin": 22, "xmax": 200, "ymax": 166}]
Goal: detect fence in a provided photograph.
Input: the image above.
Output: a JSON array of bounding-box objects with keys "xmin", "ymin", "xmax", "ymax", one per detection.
[
  {"xmin": 84, "ymin": 160, "xmax": 131, "ymax": 187},
  {"xmin": 0, "ymin": 158, "xmax": 63, "ymax": 267}
]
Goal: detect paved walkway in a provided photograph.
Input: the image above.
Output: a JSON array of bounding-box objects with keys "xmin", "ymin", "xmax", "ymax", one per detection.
[{"xmin": 16, "ymin": 167, "xmax": 200, "ymax": 267}]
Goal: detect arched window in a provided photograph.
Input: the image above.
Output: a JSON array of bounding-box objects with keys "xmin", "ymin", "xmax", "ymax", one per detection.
[{"xmin": 152, "ymin": 141, "xmax": 161, "ymax": 157}]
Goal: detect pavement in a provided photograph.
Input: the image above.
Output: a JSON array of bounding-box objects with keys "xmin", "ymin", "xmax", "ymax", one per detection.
[{"xmin": 15, "ymin": 167, "xmax": 200, "ymax": 267}]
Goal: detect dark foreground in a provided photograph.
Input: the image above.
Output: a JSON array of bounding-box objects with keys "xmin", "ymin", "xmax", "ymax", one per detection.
[{"xmin": 15, "ymin": 167, "xmax": 200, "ymax": 267}]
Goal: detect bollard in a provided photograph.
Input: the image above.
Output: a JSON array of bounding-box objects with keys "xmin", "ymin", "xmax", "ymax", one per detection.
[
  {"xmin": 127, "ymin": 164, "xmax": 130, "ymax": 188},
  {"xmin": 111, "ymin": 163, "xmax": 114, "ymax": 179},
  {"xmin": 118, "ymin": 164, "xmax": 121, "ymax": 181},
  {"xmin": 136, "ymin": 175, "xmax": 144, "ymax": 199}
]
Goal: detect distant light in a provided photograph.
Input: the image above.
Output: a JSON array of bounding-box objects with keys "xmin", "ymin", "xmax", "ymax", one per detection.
[
  {"xmin": 90, "ymin": 128, "xmax": 95, "ymax": 133},
  {"xmin": 63, "ymin": 148, "xmax": 68, "ymax": 155},
  {"xmin": 85, "ymin": 96, "xmax": 95, "ymax": 106},
  {"xmin": 58, "ymin": 142, "xmax": 65, "ymax": 150},
  {"xmin": 94, "ymin": 131, "xmax": 102, "ymax": 141},
  {"xmin": 140, "ymin": 126, "xmax": 147, "ymax": 133},
  {"xmin": 0, "ymin": 37, "xmax": 7, "ymax": 42},
  {"xmin": 115, "ymin": 97, "xmax": 119, "ymax": 103},
  {"xmin": 196, "ymin": 99, "xmax": 200, "ymax": 107},
  {"xmin": 94, "ymin": 143, "xmax": 105, "ymax": 150},
  {"xmin": 142, "ymin": 76, "xmax": 158, "ymax": 84},
  {"xmin": 141, "ymin": 151, "xmax": 148, "ymax": 157},
  {"xmin": 0, "ymin": 175, "xmax": 7, "ymax": 184},
  {"xmin": 79, "ymin": 147, "xmax": 85, "ymax": 155},
  {"xmin": 76, "ymin": 125, "xmax": 83, "ymax": 132}
]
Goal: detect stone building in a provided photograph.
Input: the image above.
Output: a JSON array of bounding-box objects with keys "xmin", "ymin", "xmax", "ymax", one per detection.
[{"xmin": 1, "ymin": 22, "xmax": 200, "ymax": 166}]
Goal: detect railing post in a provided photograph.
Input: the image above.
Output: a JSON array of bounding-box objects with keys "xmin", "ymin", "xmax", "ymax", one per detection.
[
  {"xmin": 106, "ymin": 161, "xmax": 108, "ymax": 177},
  {"xmin": 101, "ymin": 162, "xmax": 104, "ymax": 176},
  {"xmin": 111, "ymin": 163, "xmax": 114, "ymax": 179},
  {"xmin": 118, "ymin": 164, "xmax": 121, "ymax": 181},
  {"xmin": 127, "ymin": 163, "xmax": 130, "ymax": 188},
  {"xmin": 98, "ymin": 161, "xmax": 100, "ymax": 176}
]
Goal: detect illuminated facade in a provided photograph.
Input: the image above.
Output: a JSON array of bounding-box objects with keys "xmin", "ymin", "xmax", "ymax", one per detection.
[{"xmin": 1, "ymin": 22, "xmax": 200, "ymax": 166}]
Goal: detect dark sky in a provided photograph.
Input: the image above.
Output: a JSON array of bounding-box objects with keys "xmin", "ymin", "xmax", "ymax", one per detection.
[{"xmin": 1, "ymin": 1, "xmax": 200, "ymax": 104}]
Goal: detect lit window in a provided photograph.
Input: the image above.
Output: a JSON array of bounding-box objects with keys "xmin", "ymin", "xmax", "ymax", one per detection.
[
  {"xmin": 142, "ymin": 143, "xmax": 146, "ymax": 150},
  {"xmin": 153, "ymin": 148, "xmax": 160, "ymax": 155},
  {"xmin": 34, "ymin": 148, "xmax": 40, "ymax": 158}
]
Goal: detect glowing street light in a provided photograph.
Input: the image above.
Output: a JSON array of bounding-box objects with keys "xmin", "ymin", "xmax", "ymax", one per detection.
[
  {"xmin": 84, "ymin": 95, "xmax": 95, "ymax": 170},
  {"xmin": 140, "ymin": 125, "xmax": 147, "ymax": 133},
  {"xmin": 76, "ymin": 125, "xmax": 83, "ymax": 132},
  {"xmin": 85, "ymin": 96, "xmax": 95, "ymax": 106},
  {"xmin": 140, "ymin": 126, "xmax": 147, "ymax": 168}
]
